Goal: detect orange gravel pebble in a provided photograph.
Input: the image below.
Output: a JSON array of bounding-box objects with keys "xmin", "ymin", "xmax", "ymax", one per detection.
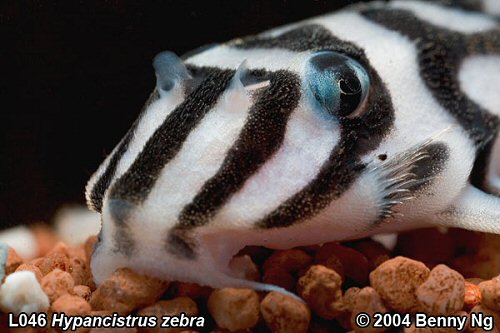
[
  {"xmin": 34, "ymin": 250, "xmax": 70, "ymax": 276},
  {"xmin": 404, "ymin": 313, "xmax": 467, "ymax": 333},
  {"xmin": 5, "ymin": 248, "xmax": 23, "ymax": 275},
  {"xmin": 170, "ymin": 281, "xmax": 212, "ymax": 300},
  {"xmin": 69, "ymin": 256, "xmax": 93, "ymax": 286},
  {"xmin": 297, "ymin": 265, "xmax": 344, "ymax": 320},
  {"xmin": 69, "ymin": 244, "xmax": 87, "ymax": 260},
  {"xmin": 262, "ymin": 267, "xmax": 296, "ymax": 291},
  {"xmin": 463, "ymin": 281, "xmax": 482, "ymax": 311},
  {"xmin": 210, "ymin": 328, "xmax": 250, "ymax": 333},
  {"xmin": 315, "ymin": 243, "xmax": 369, "ymax": 285},
  {"xmin": 207, "ymin": 288, "xmax": 259, "ymax": 331},
  {"xmin": 41, "ymin": 268, "xmax": 75, "ymax": 303},
  {"xmin": 478, "ymin": 275, "xmax": 500, "ymax": 312},
  {"xmin": 349, "ymin": 287, "xmax": 388, "ymax": 333},
  {"xmin": 15, "ymin": 263, "xmax": 43, "ymax": 283},
  {"xmin": 89, "ymin": 328, "xmax": 138, "ymax": 333},
  {"xmin": 4, "ymin": 224, "xmax": 500, "ymax": 333},
  {"xmin": 46, "ymin": 241, "xmax": 71, "ymax": 258},
  {"xmin": 370, "ymin": 256, "xmax": 430, "ymax": 312},
  {"xmin": 396, "ymin": 228, "xmax": 455, "ymax": 267},
  {"xmin": 137, "ymin": 297, "xmax": 199, "ymax": 333},
  {"xmin": 469, "ymin": 305, "xmax": 500, "ymax": 333},
  {"xmin": 313, "ymin": 251, "xmax": 345, "ymax": 281},
  {"xmin": 416, "ymin": 264, "xmax": 465, "ymax": 315},
  {"xmin": 9, "ymin": 327, "xmax": 39, "ymax": 333},
  {"xmin": 262, "ymin": 249, "xmax": 312, "ymax": 273},
  {"xmin": 343, "ymin": 287, "xmax": 361, "ymax": 311},
  {"xmin": 90, "ymin": 268, "xmax": 170, "ymax": 315},
  {"xmin": 337, "ymin": 290, "xmax": 358, "ymax": 331},
  {"xmin": 351, "ymin": 239, "xmax": 391, "ymax": 270},
  {"xmin": 51, "ymin": 294, "xmax": 91, "ymax": 316},
  {"xmin": 89, "ymin": 310, "xmax": 113, "ymax": 319},
  {"xmin": 450, "ymin": 234, "xmax": 500, "ymax": 279},
  {"xmin": 73, "ymin": 284, "xmax": 92, "ymax": 301},
  {"xmin": 260, "ymin": 291, "xmax": 310, "ymax": 333},
  {"xmin": 85, "ymin": 235, "xmax": 97, "ymax": 264}
]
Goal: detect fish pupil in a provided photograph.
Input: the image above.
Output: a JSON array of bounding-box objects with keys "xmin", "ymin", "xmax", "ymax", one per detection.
[{"xmin": 307, "ymin": 50, "xmax": 369, "ymax": 119}]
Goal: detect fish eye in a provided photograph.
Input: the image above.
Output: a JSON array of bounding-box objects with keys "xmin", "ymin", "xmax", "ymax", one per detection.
[{"xmin": 306, "ymin": 50, "xmax": 370, "ymax": 119}]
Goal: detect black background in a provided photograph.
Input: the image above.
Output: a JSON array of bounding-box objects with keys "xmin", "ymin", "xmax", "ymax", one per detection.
[{"xmin": 1, "ymin": 1, "xmax": 361, "ymax": 228}]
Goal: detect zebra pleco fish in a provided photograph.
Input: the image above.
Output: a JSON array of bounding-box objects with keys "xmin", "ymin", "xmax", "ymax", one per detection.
[{"xmin": 86, "ymin": 0, "xmax": 500, "ymax": 293}]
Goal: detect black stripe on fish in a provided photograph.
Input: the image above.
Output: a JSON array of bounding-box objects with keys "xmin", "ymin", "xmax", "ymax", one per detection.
[
  {"xmin": 362, "ymin": 8, "xmax": 500, "ymax": 192},
  {"xmin": 234, "ymin": 25, "xmax": 396, "ymax": 228},
  {"xmin": 427, "ymin": 0, "xmax": 484, "ymax": 12},
  {"xmin": 166, "ymin": 69, "xmax": 301, "ymax": 258},
  {"xmin": 256, "ymin": 67, "xmax": 394, "ymax": 228},
  {"xmin": 234, "ymin": 24, "xmax": 367, "ymax": 60},
  {"xmin": 108, "ymin": 67, "xmax": 234, "ymax": 205},
  {"xmin": 235, "ymin": 24, "xmax": 397, "ymax": 228},
  {"xmin": 88, "ymin": 89, "xmax": 160, "ymax": 212},
  {"xmin": 105, "ymin": 67, "xmax": 234, "ymax": 257}
]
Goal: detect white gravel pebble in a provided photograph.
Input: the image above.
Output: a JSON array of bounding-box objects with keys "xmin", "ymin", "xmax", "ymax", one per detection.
[
  {"xmin": 371, "ymin": 233, "xmax": 398, "ymax": 251},
  {"xmin": 0, "ymin": 271, "xmax": 49, "ymax": 314},
  {"xmin": 0, "ymin": 242, "xmax": 9, "ymax": 282},
  {"xmin": 54, "ymin": 205, "xmax": 101, "ymax": 245},
  {"xmin": 0, "ymin": 226, "xmax": 37, "ymax": 259}
]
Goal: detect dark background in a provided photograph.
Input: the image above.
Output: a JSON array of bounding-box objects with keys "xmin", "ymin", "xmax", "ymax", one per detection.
[{"xmin": 0, "ymin": 1, "xmax": 361, "ymax": 228}]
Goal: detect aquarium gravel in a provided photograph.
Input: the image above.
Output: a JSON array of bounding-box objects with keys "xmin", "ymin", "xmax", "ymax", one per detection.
[{"xmin": 0, "ymin": 221, "xmax": 499, "ymax": 333}]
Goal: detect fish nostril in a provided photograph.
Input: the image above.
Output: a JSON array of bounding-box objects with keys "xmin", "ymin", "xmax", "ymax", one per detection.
[
  {"xmin": 153, "ymin": 51, "xmax": 190, "ymax": 97},
  {"xmin": 106, "ymin": 198, "xmax": 134, "ymax": 226}
]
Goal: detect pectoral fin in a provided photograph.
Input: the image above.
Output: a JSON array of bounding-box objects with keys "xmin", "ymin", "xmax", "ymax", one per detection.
[{"xmin": 434, "ymin": 185, "xmax": 500, "ymax": 233}]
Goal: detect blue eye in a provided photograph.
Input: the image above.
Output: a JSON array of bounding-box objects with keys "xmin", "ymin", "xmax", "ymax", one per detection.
[{"xmin": 306, "ymin": 51, "xmax": 370, "ymax": 119}]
